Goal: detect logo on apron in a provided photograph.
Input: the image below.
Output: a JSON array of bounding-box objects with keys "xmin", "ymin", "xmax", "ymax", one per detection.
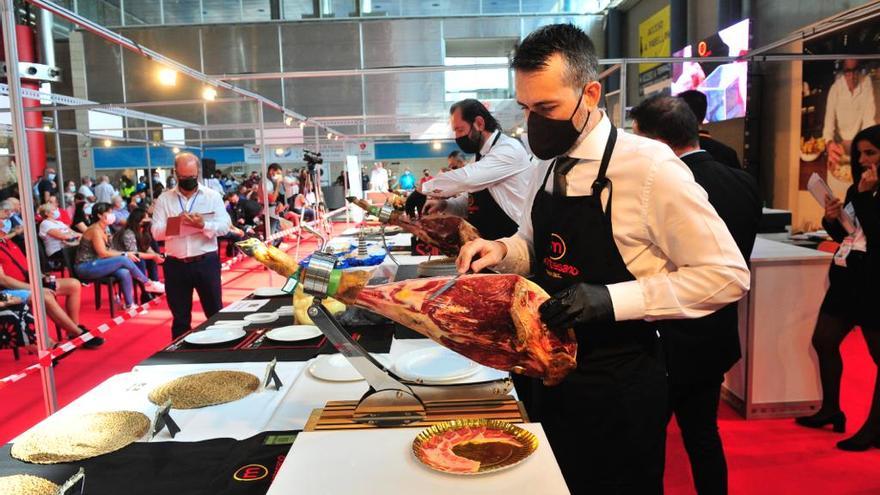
[
  {"xmin": 543, "ymin": 233, "xmax": 579, "ymax": 278},
  {"xmin": 549, "ymin": 233, "xmax": 567, "ymax": 260}
]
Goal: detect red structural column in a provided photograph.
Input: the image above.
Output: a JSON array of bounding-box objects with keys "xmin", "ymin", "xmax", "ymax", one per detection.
[{"xmin": 1, "ymin": 23, "xmax": 46, "ymax": 180}]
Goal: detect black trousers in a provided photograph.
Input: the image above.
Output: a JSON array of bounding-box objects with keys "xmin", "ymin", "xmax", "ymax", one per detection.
[
  {"xmin": 667, "ymin": 377, "xmax": 727, "ymax": 495},
  {"xmin": 164, "ymin": 251, "xmax": 223, "ymax": 338}
]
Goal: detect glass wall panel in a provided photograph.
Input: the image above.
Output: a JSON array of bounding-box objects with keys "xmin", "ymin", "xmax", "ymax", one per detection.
[{"xmin": 283, "ymin": 0, "xmax": 318, "ymax": 19}]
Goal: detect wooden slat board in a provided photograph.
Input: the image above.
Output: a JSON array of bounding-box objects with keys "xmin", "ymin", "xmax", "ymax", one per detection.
[{"xmin": 304, "ymin": 396, "xmax": 528, "ymax": 431}]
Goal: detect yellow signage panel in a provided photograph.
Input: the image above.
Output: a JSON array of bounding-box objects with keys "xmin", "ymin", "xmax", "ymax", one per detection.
[{"xmin": 639, "ymin": 5, "xmax": 671, "ymax": 73}]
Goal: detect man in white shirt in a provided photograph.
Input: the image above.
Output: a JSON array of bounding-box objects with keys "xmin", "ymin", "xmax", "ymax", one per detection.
[
  {"xmin": 94, "ymin": 176, "xmax": 115, "ymax": 204},
  {"xmin": 421, "ymin": 99, "xmax": 532, "ymax": 240},
  {"xmin": 151, "ymin": 153, "xmax": 231, "ymax": 338},
  {"xmin": 369, "ymin": 162, "xmax": 389, "ymax": 192},
  {"xmin": 78, "ymin": 177, "xmax": 96, "ymax": 202},
  {"xmin": 824, "ymin": 59, "xmax": 878, "ymax": 168},
  {"xmin": 457, "ymin": 24, "xmax": 749, "ymax": 493}
]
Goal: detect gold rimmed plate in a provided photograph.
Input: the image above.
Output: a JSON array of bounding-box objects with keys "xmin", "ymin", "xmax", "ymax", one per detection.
[{"xmin": 412, "ymin": 419, "xmax": 538, "ymax": 475}]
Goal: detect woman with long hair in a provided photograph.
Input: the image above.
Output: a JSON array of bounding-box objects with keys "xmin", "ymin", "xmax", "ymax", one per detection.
[
  {"xmin": 795, "ymin": 125, "xmax": 880, "ymax": 451},
  {"xmin": 111, "ymin": 208, "xmax": 164, "ymax": 285},
  {"xmin": 74, "ymin": 202, "xmax": 164, "ymax": 309}
]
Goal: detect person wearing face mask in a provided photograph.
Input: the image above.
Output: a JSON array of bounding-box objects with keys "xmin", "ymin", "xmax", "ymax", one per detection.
[
  {"xmin": 0, "ymin": 200, "xmax": 22, "ymax": 245},
  {"xmin": 37, "ymin": 167, "xmax": 59, "ymax": 204},
  {"xmin": 151, "ymin": 153, "xmax": 231, "ymax": 338},
  {"xmin": 420, "ymin": 99, "xmax": 532, "ymax": 241},
  {"xmin": 110, "ymin": 195, "xmax": 129, "ymax": 231},
  {"xmin": 75, "ymin": 202, "xmax": 165, "ymax": 309},
  {"xmin": 37, "ymin": 203, "xmax": 81, "ymax": 263},
  {"xmin": 795, "ymin": 125, "xmax": 880, "ymax": 452},
  {"xmin": 456, "ymin": 24, "xmax": 749, "ymax": 493},
  {"xmin": 112, "ymin": 208, "xmax": 164, "ymax": 301}
]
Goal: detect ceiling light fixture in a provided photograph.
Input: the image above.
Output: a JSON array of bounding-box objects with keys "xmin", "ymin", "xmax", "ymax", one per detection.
[
  {"xmin": 102, "ymin": 139, "xmax": 112, "ymax": 147},
  {"xmin": 172, "ymin": 146, "xmax": 180, "ymax": 154},
  {"xmin": 275, "ymin": 147, "xmax": 285, "ymax": 156},
  {"xmin": 157, "ymin": 68, "xmax": 177, "ymax": 87},
  {"xmin": 202, "ymin": 87, "xmax": 217, "ymax": 101},
  {"xmin": 431, "ymin": 141, "xmax": 441, "ymax": 150}
]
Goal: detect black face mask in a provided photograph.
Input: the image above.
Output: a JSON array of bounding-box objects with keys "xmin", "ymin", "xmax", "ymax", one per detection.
[
  {"xmin": 455, "ymin": 125, "xmax": 483, "ymax": 154},
  {"xmin": 178, "ymin": 177, "xmax": 199, "ymax": 192},
  {"xmin": 526, "ymin": 88, "xmax": 590, "ymax": 160}
]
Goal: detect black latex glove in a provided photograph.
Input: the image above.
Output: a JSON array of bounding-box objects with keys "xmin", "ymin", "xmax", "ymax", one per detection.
[
  {"xmin": 405, "ymin": 190, "xmax": 427, "ymax": 218},
  {"xmin": 538, "ymin": 283, "xmax": 615, "ymax": 331}
]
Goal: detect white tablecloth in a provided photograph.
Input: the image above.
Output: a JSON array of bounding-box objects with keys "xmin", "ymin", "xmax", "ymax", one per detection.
[
  {"xmin": 267, "ymin": 423, "xmax": 570, "ymax": 495},
  {"xmin": 16, "ymin": 362, "xmax": 306, "ymax": 443}
]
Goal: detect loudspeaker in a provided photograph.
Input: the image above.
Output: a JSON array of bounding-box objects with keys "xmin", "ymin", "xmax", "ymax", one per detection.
[{"xmin": 202, "ymin": 158, "xmax": 216, "ymax": 177}]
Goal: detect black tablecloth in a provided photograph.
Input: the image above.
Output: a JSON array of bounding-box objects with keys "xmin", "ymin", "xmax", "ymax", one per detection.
[
  {"xmin": 0, "ymin": 431, "xmax": 299, "ymax": 495},
  {"xmin": 143, "ymin": 261, "xmax": 426, "ymax": 366}
]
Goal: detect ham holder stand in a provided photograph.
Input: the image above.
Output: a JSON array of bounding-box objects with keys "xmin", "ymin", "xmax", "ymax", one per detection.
[{"xmin": 298, "ymin": 249, "xmax": 524, "ymax": 431}]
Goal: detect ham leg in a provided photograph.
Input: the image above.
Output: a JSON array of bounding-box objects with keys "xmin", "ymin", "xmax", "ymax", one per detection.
[
  {"xmin": 336, "ymin": 274, "xmax": 577, "ymax": 385},
  {"xmin": 347, "ymin": 197, "xmax": 480, "ymax": 256},
  {"xmin": 237, "ymin": 239, "xmax": 577, "ymax": 385}
]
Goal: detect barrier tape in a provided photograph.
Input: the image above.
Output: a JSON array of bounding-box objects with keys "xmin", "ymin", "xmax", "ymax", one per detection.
[
  {"xmin": 0, "ymin": 207, "xmax": 349, "ymax": 390},
  {"xmin": 0, "ymin": 295, "xmax": 166, "ymax": 390}
]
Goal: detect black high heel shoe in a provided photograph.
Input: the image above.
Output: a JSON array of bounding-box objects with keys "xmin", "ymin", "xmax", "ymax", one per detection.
[
  {"xmin": 794, "ymin": 411, "xmax": 846, "ymax": 432},
  {"xmin": 836, "ymin": 432, "xmax": 879, "ymax": 451}
]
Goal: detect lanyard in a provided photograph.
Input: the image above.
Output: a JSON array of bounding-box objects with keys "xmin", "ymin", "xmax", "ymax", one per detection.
[{"xmin": 177, "ymin": 190, "xmax": 201, "ymax": 214}]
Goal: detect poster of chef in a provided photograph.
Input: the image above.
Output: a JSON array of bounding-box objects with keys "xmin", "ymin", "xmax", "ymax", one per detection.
[{"xmin": 799, "ymin": 21, "xmax": 879, "ymax": 197}]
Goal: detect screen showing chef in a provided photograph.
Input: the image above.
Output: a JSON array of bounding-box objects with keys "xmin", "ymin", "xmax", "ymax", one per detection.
[{"xmin": 671, "ymin": 19, "xmax": 750, "ymax": 123}]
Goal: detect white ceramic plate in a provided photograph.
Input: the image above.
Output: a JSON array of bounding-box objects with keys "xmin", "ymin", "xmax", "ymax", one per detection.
[
  {"xmin": 266, "ymin": 325, "xmax": 322, "ymax": 342},
  {"xmin": 208, "ymin": 320, "xmax": 247, "ymax": 328},
  {"xmin": 274, "ymin": 305, "xmax": 295, "ymax": 316},
  {"xmin": 183, "ymin": 328, "xmax": 246, "ymax": 345},
  {"xmin": 253, "ymin": 287, "xmax": 288, "ymax": 298},
  {"xmin": 243, "ymin": 313, "xmax": 279, "ymax": 324},
  {"xmin": 308, "ymin": 354, "xmax": 391, "ymax": 382},
  {"xmin": 393, "ymin": 347, "xmax": 480, "ymax": 384}
]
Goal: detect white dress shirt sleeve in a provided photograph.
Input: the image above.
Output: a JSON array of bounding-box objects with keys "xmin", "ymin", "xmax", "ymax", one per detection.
[
  {"xmin": 201, "ymin": 191, "xmax": 231, "ymax": 238},
  {"xmin": 150, "ymin": 193, "xmax": 170, "ymax": 241},
  {"xmin": 421, "ymin": 145, "xmax": 529, "ymax": 198},
  {"xmin": 492, "ymin": 161, "xmax": 544, "ymax": 276},
  {"xmin": 606, "ymin": 158, "xmax": 750, "ymax": 321}
]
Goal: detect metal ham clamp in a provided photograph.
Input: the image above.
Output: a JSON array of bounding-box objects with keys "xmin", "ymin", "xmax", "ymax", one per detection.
[{"xmin": 300, "ymin": 250, "xmax": 514, "ymax": 428}]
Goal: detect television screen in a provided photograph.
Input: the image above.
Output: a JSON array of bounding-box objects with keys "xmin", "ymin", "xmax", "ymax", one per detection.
[{"xmin": 671, "ymin": 19, "xmax": 750, "ymax": 123}]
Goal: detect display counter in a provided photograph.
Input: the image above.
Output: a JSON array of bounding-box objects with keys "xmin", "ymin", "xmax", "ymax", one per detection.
[{"xmin": 722, "ymin": 237, "xmax": 833, "ymax": 418}]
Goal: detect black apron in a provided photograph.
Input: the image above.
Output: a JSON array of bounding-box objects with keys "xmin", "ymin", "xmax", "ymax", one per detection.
[
  {"xmin": 532, "ymin": 126, "xmax": 667, "ymax": 494},
  {"xmin": 467, "ymin": 133, "xmax": 519, "ymax": 240}
]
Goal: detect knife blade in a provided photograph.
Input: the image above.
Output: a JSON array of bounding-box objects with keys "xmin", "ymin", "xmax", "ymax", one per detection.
[{"xmin": 427, "ymin": 273, "xmax": 461, "ymax": 302}]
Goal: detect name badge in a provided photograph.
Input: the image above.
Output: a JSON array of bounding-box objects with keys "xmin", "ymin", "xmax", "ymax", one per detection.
[{"xmin": 834, "ymin": 237, "xmax": 854, "ymax": 268}]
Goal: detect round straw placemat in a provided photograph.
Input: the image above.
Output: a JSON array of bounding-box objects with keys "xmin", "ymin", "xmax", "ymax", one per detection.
[
  {"xmin": 148, "ymin": 370, "xmax": 260, "ymax": 409},
  {"xmin": 0, "ymin": 474, "xmax": 59, "ymax": 495},
  {"xmin": 11, "ymin": 411, "xmax": 150, "ymax": 464}
]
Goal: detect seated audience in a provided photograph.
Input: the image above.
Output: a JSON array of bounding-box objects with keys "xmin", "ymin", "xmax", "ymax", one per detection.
[
  {"xmin": 111, "ymin": 208, "xmax": 164, "ymax": 289},
  {"xmin": 0, "ymin": 238, "xmax": 103, "ymax": 348},
  {"xmin": 110, "ymin": 195, "xmax": 130, "ymax": 231},
  {"xmin": 74, "ymin": 202, "xmax": 164, "ymax": 309},
  {"xmin": 71, "ymin": 193, "xmax": 92, "ymax": 233},
  {"xmin": 37, "ymin": 203, "xmax": 81, "ymax": 263}
]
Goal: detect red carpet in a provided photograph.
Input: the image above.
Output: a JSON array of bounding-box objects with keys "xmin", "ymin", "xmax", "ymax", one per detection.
[{"xmin": 1, "ymin": 231, "xmax": 878, "ymax": 494}]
